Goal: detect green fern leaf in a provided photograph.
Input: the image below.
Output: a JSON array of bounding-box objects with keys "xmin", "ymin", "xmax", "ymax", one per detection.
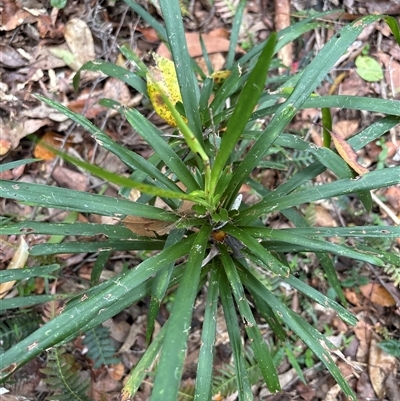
[
  {"xmin": 41, "ymin": 347, "xmax": 92, "ymax": 401},
  {"xmin": 0, "ymin": 310, "xmax": 40, "ymax": 351},
  {"xmin": 83, "ymin": 325, "xmax": 120, "ymax": 368}
]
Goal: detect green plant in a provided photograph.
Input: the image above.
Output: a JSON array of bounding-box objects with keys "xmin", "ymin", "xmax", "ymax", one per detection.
[
  {"xmin": 1, "ymin": 2, "xmax": 400, "ymax": 400},
  {"xmin": 0, "ymin": 310, "xmax": 41, "ymax": 352},
  {"xmin": 40, "ymin": 347, "xmax": 91, "ymax": 401}
]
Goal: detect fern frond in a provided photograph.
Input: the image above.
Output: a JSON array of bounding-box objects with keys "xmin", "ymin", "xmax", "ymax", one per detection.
[
  {"xmin": 0, "ymin": 310, "xmax": 41, "ymax": 351},
  {"xmin": 303, "ymin": 203, "xmax": 317, "ymax": 227},
  {"xmin": 178, "ymin": 380, "xmax": 195, "ymax": 400},
  {"xmin": 83, "ymin": 325, "xmax": 120, "ymax": 368},
  {"xmin": 41, "ymin": 347, "xmax": 92, "ymax": 401},
  {"xmin": 384, "ymin": 263, "xmax": 400, "ymax": 286},
  {"xmin": 212, "ymin": 349, "xmax": 262, "ymax": 398}
]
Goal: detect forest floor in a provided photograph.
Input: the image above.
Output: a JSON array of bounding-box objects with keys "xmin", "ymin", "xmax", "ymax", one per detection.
[{"xmin": 1, "ymin": 0, "xmax": 400, "ymax": 400}]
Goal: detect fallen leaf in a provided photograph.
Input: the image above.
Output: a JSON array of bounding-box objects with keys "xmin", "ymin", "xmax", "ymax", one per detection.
[
  {"xmin": 0, "ymin": 238, "xmax": 29, "ymax": 299},
  {"xmin": 34, "ymin": 131, "xmax": 72, "ymax": 160},
  {"xmin": 1, "ymin": 9, "xmax": 36, "ymax": 31},
  {"xmin": 334, "ymin": 120, "xmax": 359, "ymax": 139},
  {"xmin": 369, "ymin": 337, "xmax": 397, "ymax": 398},
  {"xmin": 344, "ymin": 287, "xmax": 362, "ymax": 306},
  {"xmin": 360, "ymin": 283, "xmax": 396, "ymax": 307},
  {"xmin": 355, "ymin": 55, "xmax": 384, "ymax": 82},
  {"xmin": 375, "ymin": 52, "xmax": 400, "ymax": 96},
  {"xmin": 354, "ymin": 320, "xmax": 373, "ymax": 363},
  {"xmin": 0, "ymin": 44, "xmax": 28, "ymax": 68},
  {"xmin": 314, "ymin": 205, "xmax": 338, "ymax": 227},
  {"xmin": 63, "ymin": 18, "xmax": 95, "ymax": 70},
  {"xmin": 329, "ymin": 128, "xmax": 369, "ymax": 175},
  {"xmin": 0, "ymin": 117, "xmax": 50, "ymax": 159},
  {"xmin": 384, "ymin": 185, "xmax": 400, "ymax": 212},
  {"xmin": 135, "ymin": 26, "xmax": 159, "ymax": 42},
  {"xmin": 122, "ymin": 216, "xmax": 176, "ymax": 238},
  {"xmin": 157, "ymin": 31, "xmax": 244, "ymax": 59}
]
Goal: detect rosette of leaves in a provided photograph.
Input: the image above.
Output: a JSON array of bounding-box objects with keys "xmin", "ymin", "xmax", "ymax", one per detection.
[{"xmin": 1, "ymin": 2, "xmax": 400, "ymax": 401}]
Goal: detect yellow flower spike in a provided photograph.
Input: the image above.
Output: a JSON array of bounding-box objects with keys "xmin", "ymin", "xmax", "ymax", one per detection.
[{"xmin": 147, "ymin": 53, "xmax": 186, "ymax": 127}]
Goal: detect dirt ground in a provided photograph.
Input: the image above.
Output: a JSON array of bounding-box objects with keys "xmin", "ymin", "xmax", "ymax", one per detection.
[{"xmin": 1, "ymin": 0, "xmax": 400, "ymax": 400}]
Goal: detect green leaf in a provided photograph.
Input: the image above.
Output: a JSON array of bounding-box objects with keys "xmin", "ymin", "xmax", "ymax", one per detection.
[
  {"xmin": 51, "ymin": 0, "xmax": 67, "ymax": 8},
  {"xmin": 73, "ymin": 60, "xmax": 147, "ymax": 94},
  {"xmin": 355, "ymin": 55, "xmax": 383, "ymax": 82},
  {"xmin": 0, "ymin": 158, "xmax": 39, "ymax": 173},
  {"xmin": 221, "ymin": 247, "xmax": 280, "ymax": 393},
  {"xmin": 194, "ymin": 267, "xmax": 219, "ymax": 401},
  {"xmin": 211, "ymin": 33, "xmax": 277, "ymax": 199},
  {"xmin": 238, "ymin": 264, "xmax": 357, "ymax": 400},
  {"xmin": 225, "ymin": 14, "xmax": 389, "ymax": 204},
  {"xmin": 146, "ymin": 229, "xmax": 185, "ymax": 344},
  {"xmin": 225, "ymin": 0, "xmax": 247, "ymax": 69},
  {"xmin": 0, "ymin": 180, "xmax": 177, "ymax": 221},
  {"xmin": 123, "ymin": 0, "xmax": 167, "ymax": 42},
  {"xmin": 0, "ymin": 294, "xmax": 72, "ymax": 311},
  {"xmin": 0, "ymin": 235, "xmax": 196, "ymax": 379},
  {"xmin": 151, "ymin": 225, "xmax": 211, "ymax": 401},
  {"xmin": 241, "ymin": 226, "xmax": 386, "ymax": 267},
  {"xmin": 83, "ymin": 325, "xmax": 120, "ymax": 368},
  {"xmin": 377, "ymin": 339, "xmax": 400, "ymax": 357},
  {"xmin": 219, "ymin": 264, "xmax": 253, "ymax": 401},
  {"xmin": 159, "ymin": 0, "xmax": 202, "ymax": 139},
  {"xmin": 120, "ymin": 105, "xmax": 200, "ymax": 192},
  {"xmin": 238, "ymin": 167, "xmax": 400, "ymax": 223},
  {"xmin": 0, "ymin": 264, "xmax": 60, "ymax": 283},
  {"xmin": 383, "ymin": 16, "xmax": 400, "ymax": 44},
  {"xmin": 223, "ymin": 225, "xmax": 290, "ymax": 276}
]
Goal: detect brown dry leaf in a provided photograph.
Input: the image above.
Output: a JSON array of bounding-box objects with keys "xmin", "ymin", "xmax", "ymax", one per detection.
[
  {"xmin": 103, "ymin": 319, "xmax": 130, "ymax": 343},
  {"xmin": 63, "ymin": 18, "xmax": 95, "ymax": 70},
  {"xmin": 108, "ymin": 362, "xmax": 125, "ymax": 381},
  {"xmin": 384, "ymin": 185, "xmax": 400, "ymax": 212},
  {"xmin": 0, "ymin": 237, "xmax": 29, "ymax": 299},
  {"xmin": 37, "ymin": 14, "xmax": 63, "ymax": 39},
  {"xmin": 31, "ymin": 43, "xmax": 70, "ymax": 70},
  {"xmin": 339, "ymin": 69, "xmax": 372, "ymax": 96},
  {"xmin": 0, "ymin": 395, "xmax": 31, "ymax": 401},
  {"xmin": 376, "ymin": 52, "xmax": 400, "ymax": 96},
  {"xmin": 157, "ymin": 31, "xmax": 243, "ymax": 59},
  {"xmin": 369, "ymin": 337, "xmax": 398, "ymax": 399},
  {"xmin": 329, "ymin": 128, "xmax": 369, "ymax": 176},
  {"xmin": 344, "ymin": 287, "xmax": 362, "ymax": 306},
  {"xmin": 354, "ymin": 320, "xmax": 373, "ymax": 363},
  {"xmin": 215, "ymin": 0, "xmax": 239, "ymax": 20},
  {"xmin": 0, "ymin": 117, "xmax": 50, "ymax": 159},
  {"xmin": 314, "ymin": 205, "xmax": 338, "ymax": 227},
  {"xmin": 274, "ymin": 0, "xmax": 292, "ymax": 69},
  {"xmin": 334, "ymin": 120, "xmax": 359, "ymax": 140},
  {"xmin": 135, "ymin": 26, "xmax": 159, "ymax": 42},
  {"xmin": 385, "ymin": 372, "xmax": 400, "ymax": 401},
  {"xmin": 68, "ymin": 78, "xmax": 131, "ymax": 118},
  {"xmin": 34, "ymin": 131, "xmax": 71, "ymax": 160},
  {"xmin": 360, "ymin": 283, "xmax": 396, "ymax": 307},
  {"xmin": 122, "ymin": 216, "xmax": 176, "ymax": 238},
  {"xmin": 47, "ymin": 165, "xmax": 89, "ymax": 192},
  {"xmin": 0, "ymin": 44, "xmax": 28, "ymax": 68},
  {"xmin": 1, "ymin": 9, "xmax": 37, "ymax": 31},
  {"xmin": 357, "ymin": 370, "xmax": 376, "ymax": 400}
]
